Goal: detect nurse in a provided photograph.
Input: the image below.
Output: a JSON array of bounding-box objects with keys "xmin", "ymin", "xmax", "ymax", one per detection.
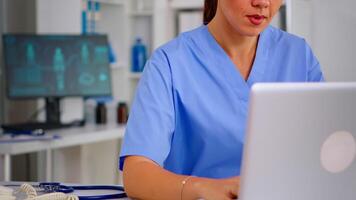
[{"xmin": 120, "ymin": 0, "xmax": 324, "ymax": 199}]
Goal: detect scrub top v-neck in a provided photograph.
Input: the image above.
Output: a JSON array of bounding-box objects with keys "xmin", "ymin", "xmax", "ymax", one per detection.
[{"xmin": 120, "ymin": 25, "xmax": 324, "ymax": 178}]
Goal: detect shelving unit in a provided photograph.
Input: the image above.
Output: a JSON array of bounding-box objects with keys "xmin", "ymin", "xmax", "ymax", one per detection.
[
  {"xmin": 96, "ymin": 0, "xmax": 125, "ymax": 5},
  {"xmin": 129, "ymin": 0, "xmax": 154, "ymax": 54},
  {"xmin": 129, "ymin": 72, "xmax": 143, "ymax": 79},
  {"xmin": 170, "ymin": 0, "xmax": 204, "ymax": 10},
  {"xmin": 110, "ymin": 61, "xmax": 128, "ymax": 69},
  {"xmin": 126, "ymin": 0, "xmax": 154, "ymax": 101},
  {"xmin": 167, "ymin": 0, "xmax": 204, "ymax": 35},
  {"xmin": 130, "ymin": 10, "xmax": 153, "ymax": 17},
  {"xmin": 80, "ymin": 0, "xmax": 154, "ymax": 104}
]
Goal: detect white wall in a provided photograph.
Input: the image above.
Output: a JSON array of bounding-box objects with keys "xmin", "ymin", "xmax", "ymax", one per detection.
[
  {"xmin": 289, "ymin": 0, "xmax": 356, "ymax": 81},
  {"xmin": 287, "ymin": 0, "xmax": 314, "ymax": 44},
  {"xmin": 36, "ymin": 0, "xmax": 81, "ymax": 34},
  {"xmin": 311, "ymin": 0, "xmax": 356, "ymax": 81},
  {"xmin": 153, "ymin": 0, "xmax": 175, "ymax": 48}
]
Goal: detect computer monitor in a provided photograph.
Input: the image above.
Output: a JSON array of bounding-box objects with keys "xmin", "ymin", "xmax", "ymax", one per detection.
[{"xmin": 2, "ymin": 34, "xmax": 112, "ymax": 126}]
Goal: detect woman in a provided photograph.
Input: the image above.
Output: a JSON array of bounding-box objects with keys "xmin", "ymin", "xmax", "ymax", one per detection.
[{"xmin": 120, "ymin": 0, "xmax": 324, "ymax": 199}]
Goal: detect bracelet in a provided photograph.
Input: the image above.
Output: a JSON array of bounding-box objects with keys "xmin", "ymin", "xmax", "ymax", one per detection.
[{"xmin": 181, "ymin": 176, "xmax": 194, "ymax": 200}]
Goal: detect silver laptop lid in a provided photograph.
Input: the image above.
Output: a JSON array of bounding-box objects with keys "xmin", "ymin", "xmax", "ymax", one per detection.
[{"xmin": 240, "ymin": 83, "xmax": 356, "ymax": 200}]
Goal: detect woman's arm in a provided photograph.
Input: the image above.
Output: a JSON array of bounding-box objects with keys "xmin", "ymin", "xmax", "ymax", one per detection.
[{"xmin": 123, "ymin": 156, "xmax": 240, "ymax": 200}]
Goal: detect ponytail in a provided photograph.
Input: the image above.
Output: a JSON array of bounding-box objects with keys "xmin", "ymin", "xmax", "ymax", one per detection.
[{"xmin": 203, "ymin": 0, "xmax": 218, "ymax": 25}]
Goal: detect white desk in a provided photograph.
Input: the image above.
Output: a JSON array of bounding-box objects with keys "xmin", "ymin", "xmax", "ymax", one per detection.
[
  {"xmin": 0, "ymin": 124, "xmax": 125, "ymax": 182},
  {"xmin": 1, "ymin": 181, "xmax": 130, "ymax": 200}
]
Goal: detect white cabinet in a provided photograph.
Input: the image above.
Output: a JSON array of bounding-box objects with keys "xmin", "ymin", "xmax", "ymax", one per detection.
[{"xmin": 170, "ymin": 0, "xmax": 204, "ymax": 9}]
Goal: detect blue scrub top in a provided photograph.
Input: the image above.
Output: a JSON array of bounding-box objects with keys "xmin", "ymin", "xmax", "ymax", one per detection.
[{"xmin": 119, "ymin": 25, "xmax": 324, "ymax": 178}]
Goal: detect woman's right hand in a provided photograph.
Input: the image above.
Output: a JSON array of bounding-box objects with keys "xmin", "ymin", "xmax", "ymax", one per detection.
[
  {"xmin": 186, "ymin": 176, "xmax": 240, "ymax": 200},
  {"xmin": 124, "ymin": 156, "xmax": 240, "ymax": 200}
]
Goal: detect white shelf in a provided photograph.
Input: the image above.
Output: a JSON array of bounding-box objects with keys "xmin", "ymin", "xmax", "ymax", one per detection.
[
  {"xmin": 130, "ymin": 11, "xmax": 153, "ymax": 17},
  {"xmin": 96, "ymin": 0, "xmax": 126, "ymax": 6},
  {"xmin": 170, "ymin": 0, "xmax": 204, "ymax": 10},
  {"xmin": 129, "ymin": 72, "xmax": 143, "ymax": 79},
  {"xmin": 110, "ymin": 62, "xmax": 128, "ymax": 69}
]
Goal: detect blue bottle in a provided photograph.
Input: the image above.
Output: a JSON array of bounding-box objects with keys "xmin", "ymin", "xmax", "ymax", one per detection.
[{"xmin": 131, "ymin": 38, "xmax": 147, "ymax": 72}]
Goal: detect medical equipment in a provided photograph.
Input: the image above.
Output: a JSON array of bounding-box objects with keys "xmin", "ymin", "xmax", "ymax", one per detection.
[
  {"xmin": 2, "ymin": 128, "xmax": 45, "ymax": 136},
  {"xmin": 27, "ymin": 192, "xmax": 76, "ymax": 200},
  {"xmin": 20, "ymin": 183, "xmax": 37, "ymax": 198},
  {"xmin": 38, "ymin": 182, "xmax": 127, "ymax": 199},
  {"xmin": 4, "ymin": 182, "xmax": 127, "ymax": 200},
  {"xmin": 18, "ymin": 183, "xmax": 78, "ymax": 200}
]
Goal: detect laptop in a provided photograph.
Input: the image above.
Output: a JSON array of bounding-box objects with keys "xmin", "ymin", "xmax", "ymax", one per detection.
[{"xmin": 239, "ymin": 83, "xmax": 356, "ymax": 200}]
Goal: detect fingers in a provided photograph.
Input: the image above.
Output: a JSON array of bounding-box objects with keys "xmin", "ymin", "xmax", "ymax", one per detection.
[
  {"xmin": 200, "ymin": 176, "xmax": 241, "ymax": 200},
  {"xmin": 228, "ymin": 185, "xmax": 238, "ymax": 199},
  {"xmin": 207, "ymin": 196, "xmax": 236, "ymax": 200},
  {"xmin": 226, "ymin": 177, "xmax": 239, "ymax": 199}
]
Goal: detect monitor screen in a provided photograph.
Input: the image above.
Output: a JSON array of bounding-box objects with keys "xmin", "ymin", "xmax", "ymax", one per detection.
[{"xmin": 2, "ymin": 34, "xmax": 112, "ymax": 99}]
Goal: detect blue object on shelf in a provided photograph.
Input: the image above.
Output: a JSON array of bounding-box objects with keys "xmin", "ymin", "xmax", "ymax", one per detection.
[
  {"xmin": 81, "ymin": 0, "xmax": 88, "ymax": 34},
  {"xmin": 82, "ymin": 10, "xmax": 87, "ymax": 34},
  {"xmin": 108, "ymin": 43, "xmax": 117, "ymax": 64},
  {"xmin": 87, "ymin": 0, "xmax": 97, "ymax": 33},
  {"xmin": 131, "ymin": 38, "xmax": 147, "ymax": 72},
  {"xmin": 87, "ymin": 0, "xmax": 93, "ymax": 10},
  {"xmin": 95, "ymin": 1, "xmax": 101, "ymax": 12}
]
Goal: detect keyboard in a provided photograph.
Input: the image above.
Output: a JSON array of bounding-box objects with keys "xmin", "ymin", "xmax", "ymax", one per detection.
[{"xmin": 1, "ymin": 122, "xmax": 77, "ymax": 132}]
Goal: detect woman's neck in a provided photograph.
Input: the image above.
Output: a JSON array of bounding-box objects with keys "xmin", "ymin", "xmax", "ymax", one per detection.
[
  {"xmin": 207, "ymin": 13, "xmax": 258, "ymax": 59},
  {"xmin": 207, "ymin": 11, "xmax": 259, "ymax": 80}
]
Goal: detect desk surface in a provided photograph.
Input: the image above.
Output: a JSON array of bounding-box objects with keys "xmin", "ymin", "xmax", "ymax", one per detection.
[
  {"xmin": 1, "ymin": 182, "xmax": 130, "ymax": 200},
  {"xmin": 0, "ymin": 124, "xmax": 126, "ymax": 155}
]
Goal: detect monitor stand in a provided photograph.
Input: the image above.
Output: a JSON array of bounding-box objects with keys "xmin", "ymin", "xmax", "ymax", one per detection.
[{"xmin": 45, "ymin": 97, "xmax": 61, "ymax": 124}]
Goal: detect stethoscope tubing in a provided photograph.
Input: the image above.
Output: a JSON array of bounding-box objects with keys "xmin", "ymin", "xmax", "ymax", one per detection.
[
  {"xmin": 4, "ymin": 184, "xmax": 127, "ymax": 199},
  {"xmin": 70, "ymin": 185, "xmax": 127, "ymax": 199}
]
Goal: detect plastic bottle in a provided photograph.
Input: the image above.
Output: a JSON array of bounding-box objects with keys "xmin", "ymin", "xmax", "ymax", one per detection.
[
  {"xmin": 131, "ymin": 38, "xmax": 147, "ymax": 72},
  {"xmin": 81, "ymin": 0, "xmax": 88, "ymax": 34}
]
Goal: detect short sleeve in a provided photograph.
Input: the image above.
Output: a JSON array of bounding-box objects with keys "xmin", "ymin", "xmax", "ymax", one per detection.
[
  {"xmin": 304, "ymin": 40, "xmax": 325, "ymax": 82},
  {"xmin": 119, "ymin": 49, "xmax": 175, "ymax": 170}
]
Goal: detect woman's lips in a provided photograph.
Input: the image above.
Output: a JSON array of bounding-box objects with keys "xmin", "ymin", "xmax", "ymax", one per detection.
[{"xmin": 247, "ymin": 15, "xmax": 266, "ymax": 26}]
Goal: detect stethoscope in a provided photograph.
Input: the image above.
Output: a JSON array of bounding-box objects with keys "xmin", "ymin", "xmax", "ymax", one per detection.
[
  {"xmin": 7, "ymin": 182, "xmax": 127, "ymax": 199},
  {"xmin": 39, "ymin": 182, "xmax": 127, "ymax": 199}
]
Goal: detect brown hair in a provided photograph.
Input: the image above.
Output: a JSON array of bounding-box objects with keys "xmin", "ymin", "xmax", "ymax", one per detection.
[{"xmin": 203, "ymin": 0, "xmax": 218, "ymax": 25}]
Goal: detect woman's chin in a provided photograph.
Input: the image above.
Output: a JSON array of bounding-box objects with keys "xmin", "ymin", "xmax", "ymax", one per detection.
[{"xmin": 236, "ymin": 25, "xmax": 268, "ymax": 37}]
